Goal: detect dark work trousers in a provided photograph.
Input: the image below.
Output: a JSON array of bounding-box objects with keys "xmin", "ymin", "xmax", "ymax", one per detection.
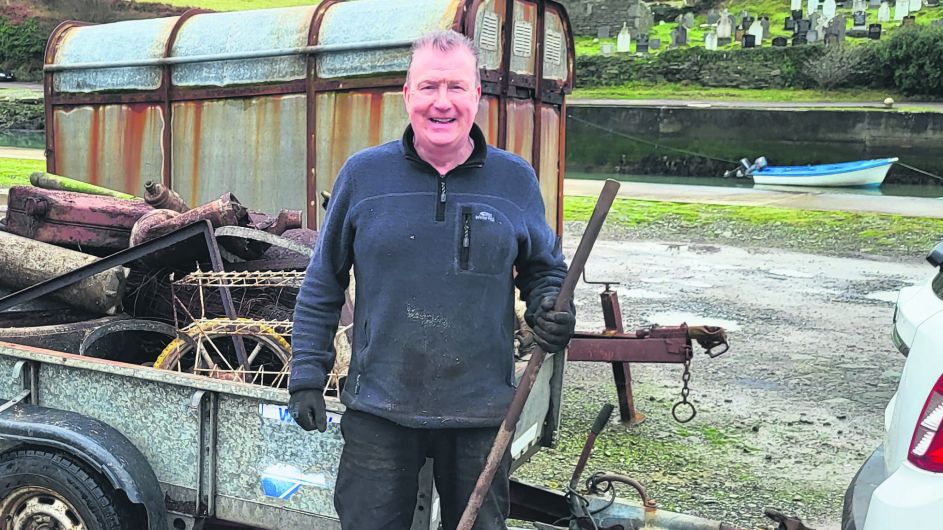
[{"xmin": 334, "ymin": 409, "xmax": 511, "ymax": 530}]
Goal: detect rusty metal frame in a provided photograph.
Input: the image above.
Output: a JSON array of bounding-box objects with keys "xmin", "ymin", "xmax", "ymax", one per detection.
[
  {"xmin": 161, "ymin": 9, "xmax": 207, "ymax": 189},
  {"xmin": 44, "ymin": 20, "xmax": 91, "ymax": 175},
  {"xmin": 567, "ymin": 289, "xmax": 694, "ymax": 424},
  {"xmin": 531, "ymin": 0, "xmax": 545, "ymax": 192}
]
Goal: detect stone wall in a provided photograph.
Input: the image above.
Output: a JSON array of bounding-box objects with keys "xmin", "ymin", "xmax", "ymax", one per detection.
[
  {"xmin": 566, "ymin": 105, "xmax": 943, "ymax": 184},
  {"xmin": 558, "ymin": 0, "xmax": 645, "ymax": 36}
]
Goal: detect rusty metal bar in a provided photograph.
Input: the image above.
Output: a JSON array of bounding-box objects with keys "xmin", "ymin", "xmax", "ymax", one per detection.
[
  {"xmin": 598, "ymin": 290, "xmax": 644, "ymax": 424},
  {"xmin": 458, "ymin": 179, "xmax": 620, "ymax": 530},
  {"xmin": 44, "ymin": 39, "xmax": 416, "ymax": 72}
]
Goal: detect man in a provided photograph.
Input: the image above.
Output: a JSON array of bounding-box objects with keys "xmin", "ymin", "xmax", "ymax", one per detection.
[{"xmin": 289, "ymin": 30, "xmax": 575, "ymax": 529}]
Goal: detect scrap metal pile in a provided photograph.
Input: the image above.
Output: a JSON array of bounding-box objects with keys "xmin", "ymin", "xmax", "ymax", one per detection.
[{"xmin": 0, "ymin": 172, "xmax": 355, "ymax": 393}]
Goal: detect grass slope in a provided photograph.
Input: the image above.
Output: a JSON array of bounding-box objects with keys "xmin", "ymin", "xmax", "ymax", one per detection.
[
  {"xmin": 0, "ymin": 157, "xmax": 43, "ymax": 188},
  {"xmin": 572, "ymin": 82, "xmax": 901, "ymax": 102},
  {"xmin": 138, "ymin": 0, "xmax": 316, "ymax": 11}
]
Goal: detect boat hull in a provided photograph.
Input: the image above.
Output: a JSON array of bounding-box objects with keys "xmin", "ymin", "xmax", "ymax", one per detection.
[{"xmin": 752, "ymin": 158, "xmax": 897, "ymax": 187}]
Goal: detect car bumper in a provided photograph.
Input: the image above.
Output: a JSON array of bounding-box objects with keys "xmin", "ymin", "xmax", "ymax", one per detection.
[
  {"xmin": 862, "ymin": 459, "xmax": 943, "ymax": 530},
  {"xmin": 841, "ymin": 445, "xmax": 885, "ymax": 530}
]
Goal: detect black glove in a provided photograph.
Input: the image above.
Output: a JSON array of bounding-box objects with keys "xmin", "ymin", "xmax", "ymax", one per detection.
[
  {"xmin": 528, "ymin": 295, "xmax": 576, "ymax": 353},
  {"xmin": 288, "ymin": 390, "xmax": 327, "ymax": 432}
]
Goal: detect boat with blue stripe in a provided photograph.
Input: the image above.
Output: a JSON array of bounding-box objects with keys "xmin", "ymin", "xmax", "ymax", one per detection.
[{"xmin": 748, "ymin": 157, "xmax": 899, "ymax": 187}]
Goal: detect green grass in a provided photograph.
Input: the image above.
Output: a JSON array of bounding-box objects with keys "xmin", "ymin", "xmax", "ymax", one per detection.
[
  {"xmin": 0, "ymin": 88, "xmax": 42, "ymax": 102},
  {"xmin": 563, "ymin": 195, "xmax": 943, "ymax": 256},
  {"xmin": 572, "ymin": 82, "xmax": 902, "ymax": 102},
  {"xmin": 0, "ymin": 158, "xmax": 43, "ymax": 188},
  {"xmin": 140, "ymin": 0, "xmax": 317, "ymax": 11}
]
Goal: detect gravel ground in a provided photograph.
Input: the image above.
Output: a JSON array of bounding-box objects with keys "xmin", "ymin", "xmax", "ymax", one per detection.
[{"xmin": 514, "ymin": 222, "xmax": 934, "ymax": 530}]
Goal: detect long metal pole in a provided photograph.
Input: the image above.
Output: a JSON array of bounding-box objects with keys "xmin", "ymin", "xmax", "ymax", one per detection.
[{"xmin": 457, "ymin": 179, "xmax": 620, "ymax": 530}]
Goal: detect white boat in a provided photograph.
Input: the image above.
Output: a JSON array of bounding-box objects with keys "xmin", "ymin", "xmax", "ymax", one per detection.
[{"xmin": 749, "ymin": 157, "xmax": 898, "ymax": 187}]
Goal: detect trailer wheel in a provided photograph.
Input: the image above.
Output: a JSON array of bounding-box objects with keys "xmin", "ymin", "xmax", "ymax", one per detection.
[{"xmin": 0, "ymin": 448, "xmax": 136, "ymax": 530}]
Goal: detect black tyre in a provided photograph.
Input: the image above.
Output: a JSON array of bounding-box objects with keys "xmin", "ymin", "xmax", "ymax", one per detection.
[{"xmin": 0, "ymin": 448, "xmax": 136, "ymax": 530}]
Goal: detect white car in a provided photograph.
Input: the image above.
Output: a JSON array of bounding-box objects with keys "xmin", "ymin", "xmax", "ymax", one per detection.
[{"xmin": 842, "ymin": 242, "xmax": 943, "ymax": 530}]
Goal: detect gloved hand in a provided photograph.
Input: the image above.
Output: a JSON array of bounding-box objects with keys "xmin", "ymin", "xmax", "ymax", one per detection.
[
  {"xmin": 527, "ymin": 295, "xmax": 576, "ymax": 353},
  {"xmin": 288, "ymin": 389, "xmax": 327, "ymax": 432}
]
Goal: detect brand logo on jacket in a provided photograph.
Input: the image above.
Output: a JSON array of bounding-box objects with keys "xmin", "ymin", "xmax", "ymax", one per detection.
[{"xmin": 475, "ymin": 211, "xmax": 495, "ymax": 222}]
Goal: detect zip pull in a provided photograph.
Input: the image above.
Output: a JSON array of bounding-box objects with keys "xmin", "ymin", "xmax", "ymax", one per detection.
[
  {"xmin": 439, "ymin": 177, "xmax": 447, "ymax": 203},
  {"xmin": 435, "ymin": 175, "xmax": 447, "ymax": 222}
]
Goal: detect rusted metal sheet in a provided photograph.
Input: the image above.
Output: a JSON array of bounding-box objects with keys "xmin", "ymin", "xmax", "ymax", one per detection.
[
  {"xmin": 542, "ymin": 7, "xmax": 569, "ymax": 82},
  {"xmin": 170, "ymin": 7, "xmax": 316, "ymax": 88},
  {"xmin": 475, "ymin": 96, "xmax": 501, "ymax": 146},
  {"xmin": 506, "ymin": 98, "xmax": 534, "ymax": 163},
  {"xmin": 129, "ymin": 193, "xmax": 248, "ymax": 246},
  {"xmin": 313, "ymin": 90, "xmax": 406, "ymax": 226},
  {"xmin": 0, "ymin": 231, "xmax": 128, "ymax": 316},
  {"xmin": 52, "ymin": 104, "xmax": 164, "ymax": 195},
  {"xmin": 471, "ymin": 0, "xmax": 505, "ymax": 72},
  {"xmin": 538, "ymin": 105, "xmax": 561, "ymax": 229},
  {"xmin": 4, "ymin": 186, "xmax": 153, "ymax": 251},
  {"xmin": 316, "ymin": 0, "xmax": 459, "ymax": 79},
  {"xmin": 170, "ymin": 95, "xmax": 308, "ymax": 215},
  {"xmin": 510, "ymin": 0, "xmax": 537, "ymax": 76},
  {"xmin": 50, "ymin": 17, "xmax": 179, "ymax": 93}
]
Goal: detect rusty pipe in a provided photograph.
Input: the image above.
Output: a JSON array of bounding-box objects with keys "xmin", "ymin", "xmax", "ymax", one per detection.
[
  {"xmin": 130, "ymin": 193, "xmax": 248, "ymax": 246},
  {"xmin": 457, "ymin": 179, "xmax": 621, "ymax": 530},
  {"xmin": 143, "ymin": 181, "xmax": 190, "ymax": 213}
]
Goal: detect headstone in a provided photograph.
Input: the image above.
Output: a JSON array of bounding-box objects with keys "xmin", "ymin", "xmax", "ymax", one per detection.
[
  {"xmin": 792, "ymin": 9, "xmax": 804, "ymax": 19},
  {"xmin": 809, "ymin": 11, "xmax": 821, "ymax": 29},
  {"xmin": 717, "ymin": 14, "xmax": 733, "ymax": 38},
  {"xmin": 707, "ymin": 8, "xmax": 720, "ymax": 24},
  {"xmin": 785, "ymin": 17, "xmax": 797, "ymax": 30},
  {"xmin": 868, "ymin": 23, "xmax": 882, "ymax": 39},
  {"xmin": 600, "ymin": 42, "xmax": 615, "ymax": 55},
  {"xmin": 910, "ymin": 0, "xmax": 921, "ymax": 12},
  {"xmin": 743, "ymin": 34, "xmax": 757, "ymax": 47},
  {"xmin": 760, "ymin": 16, "xmax": 771, "ymax": 39},
  {"xmin": 853, "ymin": 0, "xmax": 866, "ymax": 11},
  {"xmin": 792, "ymin": 0, "xmax": 803, "ymax": 10},
  {"xmin": 636, "ymin": 38, "xmax": 649, "ymax": 53},
  {"xmin": 825, "ymin": 32, "xmax": 841, "ymax": 45},
  {"xmin": 749, "ymin": 20, "xmax": 765, "ymax": 43},
  {"xmin": 705, "ymin": 31, "xmax": 719, "ymax": 50},
  {"xmin": 727, "ymin": 14, "xmax": 738, "ymax": 32},
  {"xmin": 798, "ymin": 18, "xmax": 812, "ymax": 32},
  {"xmin": 894, "ymin": 1, "xmax": 908, "ymax": 21},
  {"xmin": 853, "ymin": 11, "xmax": 867, "ymax": 28},
  {"xmin": 735, "ymin": 27, "xmax": 746, "ymax": 42},
  {"xmin": 597, "ymin": 26, "xmax": 611, "ymax": 39},
  {"xmin": 772, "ymin": 36, "xmax": 789, "ymax": 46},
  {"xmin": 671, "ymin": 25, "xmax": 689, "ymax": 47},
  {"xmin": 869, "ymin": 0, "xmax": 881, "ymax": 7},
  {"xmin": 627, "ymin": 2, "xmax": 655, "ymax": 38},
  {"xmin": 683, "ymin": 12, "xmax": 696, "ymax": 28},
  {"xmin": 823, "ymin": 0, "xmax": 837, "ymax": 19},
  {"xmin": 807, "ymin": 28, "xmax": 819, "ymax": 41},
  {"xmin": 928, "ymin": 0, "xmax": 941, "ymax": 6},
  {"xmin": 617, "ymin": 22, "xmax": 632, "ymax": 53},
  {"xmin": 831, "ymin": 14, "xmax": 847, "ymax": 41},
  {"xmin": 741, "ymin": 15, "xmax": 755, "ymax": 30},
  {"xmin": 807, "ymin": 0, "xmax": 819, "ymax": 16},
  {"xmin": 878, "ymin": 1, "xmax": 891, "ymax": 22},
  {"xmin": 649, "ymin": 38, "xmax": 661, "ymax": 50},
  {"xmin": 933, "ymin": 18, "xmax": 943, "ymax": 25},
  {"xmin": 793, "ymin": 33, "xmax": 809, "ymax": 45},
  {"xmin": 902, "ymin": 14, "xmax": 916, "ymax": 25}
]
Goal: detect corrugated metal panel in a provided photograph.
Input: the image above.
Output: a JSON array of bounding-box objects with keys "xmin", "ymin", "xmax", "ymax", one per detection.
[
  {"xmin": 543, "ymin": 10, "xmax": 568, "ymax": 82},
  {"xmin": 473, "ymin": 0, "xmax": 505, "ymax": 71},
  {"xmin": 539, "ymin": 105, "xmax": 561, "ymax": 227},
  {"xmin": 510, "ymin": 0, "xmax": 537, "ymax": 75},
  {"xmin": 316, "ymin": 0, "xmax": 460, "ymax": 79},
  {"xmin": 52, "ymin": 17, "xmax": 179, "ymax": 93},
  {"xmin": 171, "ymin": 6, "xmax": 317, "ymax": 87},
  {"xmin": 170, "ymin": 95, "xmax": 308, "ymax": 217},
  {"xmin": 52, "ymin": 104, "xmax": 164, "ymax": 196},
  {"xmin": 506, "ymin": 99, "xmax": 534, "ymax": 164},
  {"xmin": 475, "ymin": 96, "xmax": 501, "ymax": 146},
  {"xmin": 314, "ymin": 90, "xmax": 407, "ymax": 226}
]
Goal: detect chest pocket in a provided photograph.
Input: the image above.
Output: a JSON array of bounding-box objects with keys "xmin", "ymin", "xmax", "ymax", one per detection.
[{"xmin": 457, "ymin": 203, "xmax": 515, "ymax": 277}]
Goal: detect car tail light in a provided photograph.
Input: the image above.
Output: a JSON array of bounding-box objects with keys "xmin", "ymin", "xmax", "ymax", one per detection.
[{"xmin": 909, "ymin": 375, "xmax": 943, "ymax": 472}]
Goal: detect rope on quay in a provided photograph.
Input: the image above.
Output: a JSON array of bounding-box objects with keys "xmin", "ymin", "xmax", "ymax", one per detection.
[{"xmin": 566, "ymin": 114, "xmax": 739, "ymax": 165}]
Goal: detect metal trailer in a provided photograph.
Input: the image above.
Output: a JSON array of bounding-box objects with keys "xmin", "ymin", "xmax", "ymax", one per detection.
[{"xmin": 0, "ymin": 339, "xmax": 558, "ymax": 530}]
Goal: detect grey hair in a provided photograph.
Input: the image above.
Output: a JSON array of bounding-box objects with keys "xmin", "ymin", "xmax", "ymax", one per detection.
[{"xmin": 406, "ymin": 30, "xmax": 481, "ymax": 86}]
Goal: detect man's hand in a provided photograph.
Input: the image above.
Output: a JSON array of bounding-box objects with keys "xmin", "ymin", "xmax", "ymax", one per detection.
[
  {"xmin": 529, "ymin": 295, "xmax": 576, "ymax": 353},
  {"xmin": 288, "ymin": 390, "xmax": 327, "ymax": 432}
]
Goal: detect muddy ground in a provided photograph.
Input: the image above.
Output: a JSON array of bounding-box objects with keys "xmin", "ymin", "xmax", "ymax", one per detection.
[{"xmin": 514, "ymin": 223, "xmax": 934, "ymax": 530}]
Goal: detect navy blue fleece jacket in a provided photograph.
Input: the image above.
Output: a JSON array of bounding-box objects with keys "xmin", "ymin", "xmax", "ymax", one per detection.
[{"xmin": 289, "ymin": 124, "xmax": 567, "ymax": 428}]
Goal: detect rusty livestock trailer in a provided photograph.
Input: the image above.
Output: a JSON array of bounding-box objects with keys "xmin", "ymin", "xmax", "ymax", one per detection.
[{"xmin": 42, "ymin": 0, "xmax": 573, "ymax": 233}]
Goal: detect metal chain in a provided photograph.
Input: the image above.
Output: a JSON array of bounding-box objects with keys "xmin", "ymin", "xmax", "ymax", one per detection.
[{"xmin": 671, "ymin": 358, "xmax": 697, "ymax": 423}]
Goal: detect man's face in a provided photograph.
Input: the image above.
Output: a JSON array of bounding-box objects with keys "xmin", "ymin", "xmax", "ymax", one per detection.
[{"xmin": 403, "ymin": 45, "xmax": 481, "ymax": 153}]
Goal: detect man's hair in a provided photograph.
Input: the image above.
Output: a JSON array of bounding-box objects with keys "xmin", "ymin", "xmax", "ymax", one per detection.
[{"xmin": 406, "ymin": 30, "xmax": 481, "ymax": 86}]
